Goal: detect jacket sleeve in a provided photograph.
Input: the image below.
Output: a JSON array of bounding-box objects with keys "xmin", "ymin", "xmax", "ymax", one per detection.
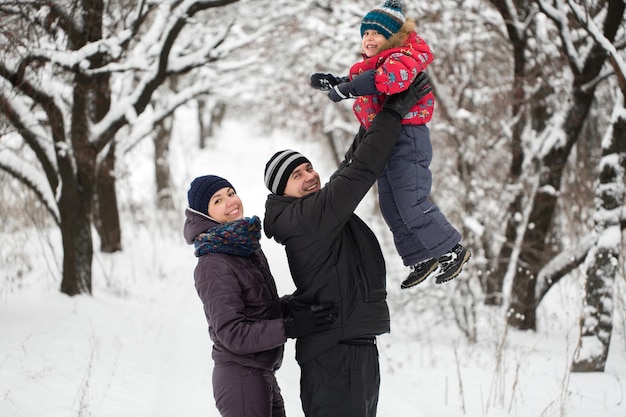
[
  {"xmin": 302, "ymin": 110, "xmax": 402, "ymax": 237},
  {"xmin": 330, "ymin": 125, "xmax": 366, "ymax": 181},
  {"xmin": 195, "ymin": 259, "xmax": 287, "ymax": 355}
]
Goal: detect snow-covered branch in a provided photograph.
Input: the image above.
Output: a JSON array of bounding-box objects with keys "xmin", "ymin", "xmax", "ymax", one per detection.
[
  {"xmin": 27, "ymin": 30, "xmax": 133, "ymax": 73},
  {"xmin": 121, "ymin": 78, "xmax": 218, "ymax": 153},
  {"xmin": 0, "ymin": 149, "xmax": 59, "ymax": 225},
  {"xmin": 0, "ymin": 92, "xmax": 59, "ymax": 192},
  {"xmin": 90, "ymin": 0, "xmax": 239, "ymax": 150},
  {"xmin": 536, "ymin": 0, "xmax": 585, "ymax": 73},
  {"xmin": 568, "ymin": 0, "xmax": 626, "ymax": 93},
  {"xmin": 535, "ymin": 233, "xmax": 594, "ymax": 303},
  {"xmin": 167, "ymin": 21, "xmax": 235, "ymax": 73}
]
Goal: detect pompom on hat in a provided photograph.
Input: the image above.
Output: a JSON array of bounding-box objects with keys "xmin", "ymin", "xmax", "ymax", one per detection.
[
  {"xmin": 360, "ymin": 0, "xmax": 406, "ymax": 39},
  {"xmin": 264, "ymin": 149, "xmax": 310, "ymax": 195},
  {"xmin": 187, "ymin": 175, "xmax": 233, "ymax": 214}
]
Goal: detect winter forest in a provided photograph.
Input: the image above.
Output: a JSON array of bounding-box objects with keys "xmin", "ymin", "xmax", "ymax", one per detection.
[{"xmin": 1, "ymin": 0, "xmax": 625, "ymax": 416}]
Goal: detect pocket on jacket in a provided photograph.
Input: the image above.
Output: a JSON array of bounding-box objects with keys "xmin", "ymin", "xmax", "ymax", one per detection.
[{"xmin": 356, "ymin": 264, "xmax": 386, "ymax": 303}]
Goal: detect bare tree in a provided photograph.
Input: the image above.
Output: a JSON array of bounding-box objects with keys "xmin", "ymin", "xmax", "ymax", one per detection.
[
  {"xmin": 0, "ymin": 0, "xmax": 238, "ymax": 295},
  {"xmin": 568, "ymin": 0, "xmax": 626, "ymax": 370},
  {"xmin": 572, "ymin": 94, "xmax": 625, "ymax": 371},
  {"xmin": 503, "ymin": 0, "xmax": 625, "ymax": 329}
]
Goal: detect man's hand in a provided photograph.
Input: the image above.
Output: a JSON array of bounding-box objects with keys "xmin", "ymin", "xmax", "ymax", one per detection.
[{"xmin": 285, "ymin": 302, "xmax": 339, "ymax": 338}]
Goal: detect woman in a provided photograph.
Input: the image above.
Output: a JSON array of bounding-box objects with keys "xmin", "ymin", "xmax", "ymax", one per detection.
[{"xmin": 183, "ymin": 175, "xmax": 336, "ymax": 417}]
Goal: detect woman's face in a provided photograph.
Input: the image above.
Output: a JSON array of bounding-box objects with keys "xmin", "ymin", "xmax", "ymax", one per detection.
[{"xmin": 207, "ymin": 187, "xmax": 244, "ymax": 223}]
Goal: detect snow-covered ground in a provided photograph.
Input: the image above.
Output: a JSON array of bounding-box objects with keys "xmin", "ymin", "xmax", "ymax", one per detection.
[{"xmin": 1, "ymin": 113, "xmax": 625, "ymax": 417}]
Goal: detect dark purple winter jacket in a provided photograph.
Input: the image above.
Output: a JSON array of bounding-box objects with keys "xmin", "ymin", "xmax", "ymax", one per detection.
[{"xmin": 183, "ymin": 209, "xmax": 286, "ymax": 371}]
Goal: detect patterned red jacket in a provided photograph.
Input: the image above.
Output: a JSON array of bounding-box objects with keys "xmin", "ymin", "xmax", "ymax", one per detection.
[{"xmin": 349, "ymin": 18, "xmax": 435, "ymax": 129}]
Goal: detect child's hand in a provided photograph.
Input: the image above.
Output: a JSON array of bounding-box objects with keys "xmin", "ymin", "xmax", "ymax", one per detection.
[
  {"xmin": 310, "ymin": 73, "xmax": 345, "ymax": 91},
  {"xmin": 327, "ymin": 70, "xmax": 378, "ymax": 102},
  {"xmin": 328, "ymin": 83, "xmax": 353, "ymax": 102}
]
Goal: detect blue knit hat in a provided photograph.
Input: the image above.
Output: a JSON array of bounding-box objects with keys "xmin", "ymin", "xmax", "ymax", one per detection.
[
  {"xmin": 360, "ymin": 0, "xmax": 406, "ymax": 39},
  {"xmin": 187, "ymin": 175, "xmax": 234, "ymax": 214}
]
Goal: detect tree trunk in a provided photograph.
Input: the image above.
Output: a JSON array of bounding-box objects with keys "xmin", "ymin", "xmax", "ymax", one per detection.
[
  {"xmin": 86, "ymin": 0, "xmax": 121, "ymax": 254},
  {"xmin": 95, "ymin": 141, "xmax": 122, "ymax": 253},
  {"xmin": 59, "ymin": 190, "xmax": 93, "ymax": 295},
  {"xmin": 507, "ymin": 188, "xmax": 558, "ymax": 329},
  {"xmin": 198, "ymin": 99, "xmax": 208, "ymax": 149},
  {"xmin": 486, "ymin": 193, "xmax": 521, "ymax": 305},
  {"xmin": 154, "ymin": 118, "xmax": 175, "ymax": 210},
  {"xmin": 484, "ymin": 0, "xmax": 529, "ymax": 305},
  {"xmin": 59, "ymin": 70, "xmax": 96, "ymax": 295},
  {"xmin": 572, "ymin": 247, "xmax": 617, "ymax": 372},
  {"xmin": 507, "ymin": 90, "xmax": 596, "ymax": 330},
  {"xmin": 572, "ymin": 98, "xmax": 625, "ymax": 372},
  {"xmin": 58, "ymin": 1, "xmax": 105, "ymax": 295},
  {"xmin": 197, "ymin": 98, "xmax": 226, "ymax": 148}
]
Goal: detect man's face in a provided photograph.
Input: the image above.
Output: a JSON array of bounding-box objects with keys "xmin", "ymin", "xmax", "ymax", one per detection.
[{"xmin": 283, "ymin": 162, "xmax": 321, "ymax": 198}]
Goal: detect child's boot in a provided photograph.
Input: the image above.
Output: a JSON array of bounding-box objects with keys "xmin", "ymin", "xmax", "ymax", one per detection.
[
  {"xmin": 434, "ymin": 244, "xmax": 471, "ymax": 284},
  {"xmin": 401, "ymin": 258, "xmax": 439, "ymax": 289}
]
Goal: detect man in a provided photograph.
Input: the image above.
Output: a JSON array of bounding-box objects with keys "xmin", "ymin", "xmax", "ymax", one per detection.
[{"xmin": 262, "ymin": 73, "xmax": 431, "ymax": 417}]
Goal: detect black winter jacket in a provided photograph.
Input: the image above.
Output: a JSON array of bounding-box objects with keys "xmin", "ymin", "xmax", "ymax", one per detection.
[
  {"xmin": 263, "ymin": 111, "xmax": 401, "ymax": 364},
  {"xmin": 183, "ymin": 209, "xmax": 286, "ymax": 371}
]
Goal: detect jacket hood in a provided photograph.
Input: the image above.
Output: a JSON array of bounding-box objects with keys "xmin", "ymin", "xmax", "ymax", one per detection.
[
  {"xmin": 183, "ymin": 208, "xmax": 218, "ymax": 244},
  {"xmin": 375, "ymin": 18, "xmax": 416, "ymax": 55},
  {"xmin": 262, "ymin": 194, "xmax": 292, "ymax": 241}
]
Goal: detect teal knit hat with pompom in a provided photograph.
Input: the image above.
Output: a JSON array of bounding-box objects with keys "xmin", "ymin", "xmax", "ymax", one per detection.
[{"xmin": 360, "ymin": 0, "xmax": 406, "ymax": 39}]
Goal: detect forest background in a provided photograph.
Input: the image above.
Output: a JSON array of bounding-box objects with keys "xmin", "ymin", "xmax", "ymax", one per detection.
[{"xmin": 1, "ymin": 0, "xmax": 625, "ymax": 416}]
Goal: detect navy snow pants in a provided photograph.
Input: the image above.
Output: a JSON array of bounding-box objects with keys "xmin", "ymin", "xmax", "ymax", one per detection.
[{"xmin": 378, "ymin": 124, "xmax": 461, "ymax": 266}]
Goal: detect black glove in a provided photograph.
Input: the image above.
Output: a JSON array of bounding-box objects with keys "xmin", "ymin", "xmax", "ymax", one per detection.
[
  {"xmin": 310, "ymin": 73, "xmax": 349, "ymax": 91},
  {"xmin": 285, "ymin": 302, "xmax": 339, "ymax": 338},
  {"xmin": 328, "ymin": 70, "xmax": 378, "ymax": 102},
  {"xmin": 382, "ymin": 71, "xmax": 431, "ymax": 119},
  {"xmin": 278, "ymin": 295, "xmax": 293, "ymax": 317},
  {"xmin": 328, "ymin": 83, "xmax": 353, "ymax": 102}
]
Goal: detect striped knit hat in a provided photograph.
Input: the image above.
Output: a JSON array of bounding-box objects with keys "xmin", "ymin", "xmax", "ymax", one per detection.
[
  {"xmin": 360, "ymin": 0, "xmax": 406, "ymax": 39},
  {"xmin": 264, "ymin": 149, "xmax": 310, "ymax": 195}
]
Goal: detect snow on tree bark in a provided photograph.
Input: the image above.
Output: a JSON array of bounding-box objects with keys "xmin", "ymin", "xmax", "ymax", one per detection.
[
  {"xmin": 572, "ymin": 98, "xmax": 625, "ymax": 372},
  {"xmin": 506, "ymin": 0, "xmax": 625, "ymax": 330}
]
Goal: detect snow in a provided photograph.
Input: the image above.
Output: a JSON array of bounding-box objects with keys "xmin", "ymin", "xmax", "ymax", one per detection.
[
  {"xmin": 577, "ymin": 336, "xmax": 606, "ymax": 361},
  {"xmin": 2, "ymin": 111, "xmax": 626, "ymax": 417}
]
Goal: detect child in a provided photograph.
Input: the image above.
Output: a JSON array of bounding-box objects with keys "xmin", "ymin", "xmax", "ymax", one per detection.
[{"xmin": 310, "ymin": 0, "xmax": 470, "ymax": 288}]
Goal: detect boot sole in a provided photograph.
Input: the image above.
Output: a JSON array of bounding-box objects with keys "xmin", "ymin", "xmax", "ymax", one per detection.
[
  {"xmin": 401, "ymin": 263, "xmax": 440, "ymax": 289},
  {"xmin": 435, "ymin": 250, "xmax": 471, "ymax": 284}
]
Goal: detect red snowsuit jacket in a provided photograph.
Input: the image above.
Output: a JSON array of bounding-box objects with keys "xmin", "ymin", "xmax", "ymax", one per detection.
[{"xmin": 349, "ymin": 18, "xmax": 435, "ymax": 129}]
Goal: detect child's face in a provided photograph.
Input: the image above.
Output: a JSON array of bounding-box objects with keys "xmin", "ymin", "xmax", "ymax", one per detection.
[{"xmin": 361, "ymin": 29, "xmax": 387, "ymax": 57}]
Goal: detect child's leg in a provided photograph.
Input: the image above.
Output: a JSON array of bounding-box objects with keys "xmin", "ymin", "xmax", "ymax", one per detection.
[
  {"xmin": 378, "ymin": 173, "xmax": 429, "ymax": 265},
  {"xmin": 384, "ymin": 126, "xmax": 461, "ymax": 260}
]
